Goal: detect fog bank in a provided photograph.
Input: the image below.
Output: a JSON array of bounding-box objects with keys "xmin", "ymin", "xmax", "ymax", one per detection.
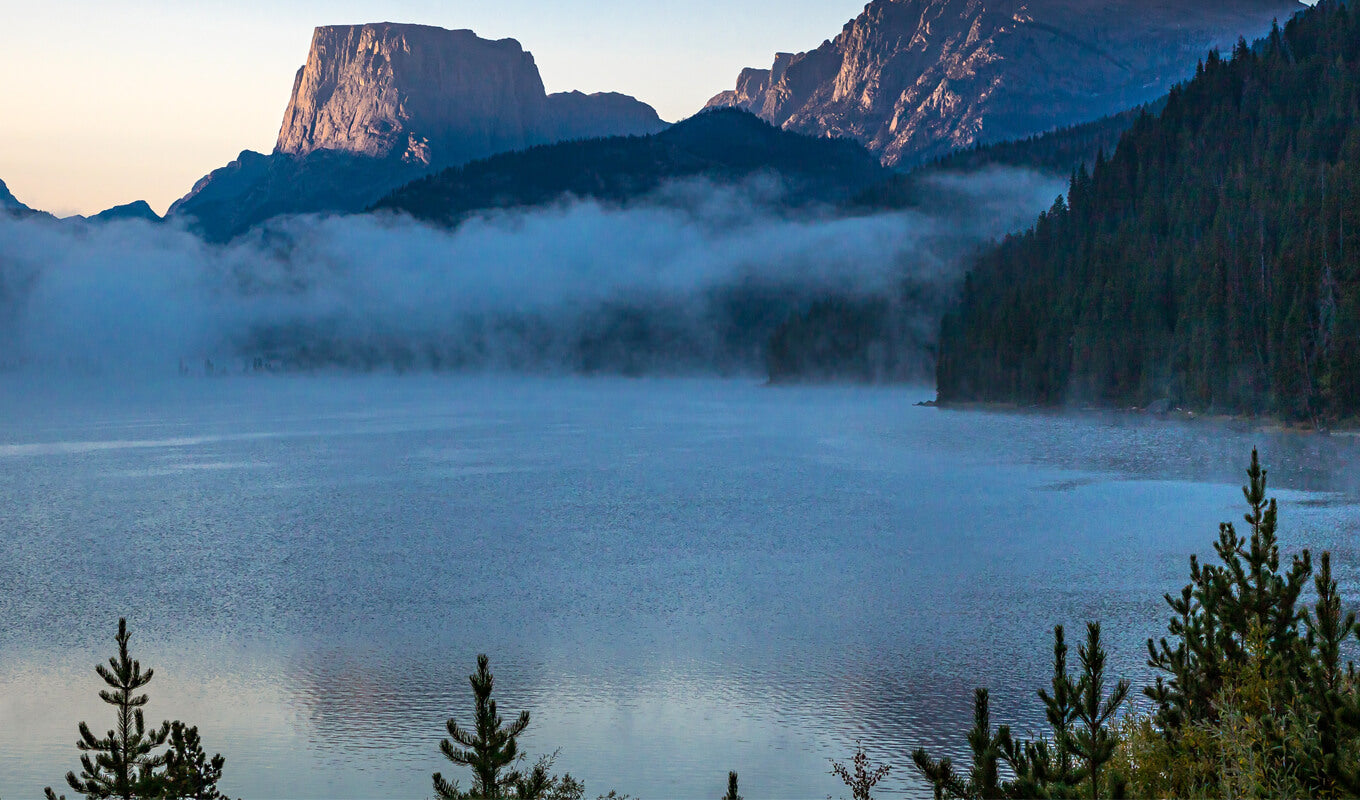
[{"xmin": 0, "ymin": 169, "xmax": 1064, "ymax": 377}]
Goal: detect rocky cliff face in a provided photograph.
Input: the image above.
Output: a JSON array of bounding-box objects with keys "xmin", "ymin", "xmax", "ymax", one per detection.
[
  {"xmin": 707, "ymin": 0, "xmax": 1302, "ymax": 166},
  {"xmin": 274, "ymin": 23, "xmax": 665, "ymax": 165},
  {"xmin": 173, "ymin": 22, "xmax": 667, "ymax": 241}
]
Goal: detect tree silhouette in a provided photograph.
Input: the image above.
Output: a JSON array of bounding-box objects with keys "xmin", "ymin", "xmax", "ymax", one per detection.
[
  {"xmin": 434, "ymin": 654, "xmax": 544, "ymax": 800},
  {"xmin": 49, "ymin": 618, "xmax": 169, "ymax": 800}
]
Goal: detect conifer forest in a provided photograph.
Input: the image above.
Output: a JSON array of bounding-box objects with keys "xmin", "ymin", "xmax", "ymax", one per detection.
[{"xmin": 938, "ymin": 1, "xmax": 1360, "ymax": 424}]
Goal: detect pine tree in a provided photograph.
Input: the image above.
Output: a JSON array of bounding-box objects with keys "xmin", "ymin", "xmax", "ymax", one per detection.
[
  {"xmin": 1301, "ymin": 551, "xmax": 1360, "ymax": 796},
  {"xmin": 721, "ymin": 771, "xmax": 742, "ymax": 800},
  {"xmin": 1003, "ymin": 626, "xmax": 1081, "ymax": 797},
  {"xmin": 911, "ymin": 689, "xmax": 1012, "ymax": 799},
  {"xmin": 1069, "ymin": 623, "xmax": 1129, "ymax": 800},
  {"xmin": 1146, "ymin": 449, "xmax": 1311, "ymax": 731},
  {"xmin": 160, "ymin": 722, "xmax": 229, "ymax": 800},
  {"xmin": 49, "ymin": 618, "xmax": 169, "ymax": 800},
  {"xmin": 912, "ymin": 628, "xmax": 1130, "ymax": 799},
  {"xmin": 434, "ymin": 654, "xmax": 542, "ymax": 800}
]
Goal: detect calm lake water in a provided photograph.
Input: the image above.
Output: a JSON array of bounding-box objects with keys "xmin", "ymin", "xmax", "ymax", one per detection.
[{"xmin": 1, "ymin": 375, "xmax": 1358, "ymax": 799}]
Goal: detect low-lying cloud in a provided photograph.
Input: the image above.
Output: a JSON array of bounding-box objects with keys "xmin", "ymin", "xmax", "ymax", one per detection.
[{"xmin": 0, "ymin": 168, "xmax": 1064, "ymax": 377}]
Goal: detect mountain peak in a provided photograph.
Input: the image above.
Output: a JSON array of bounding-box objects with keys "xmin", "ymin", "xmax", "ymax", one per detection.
[
  {"xmin": 86, "ymin": 200, "xmax": 161, "ymax": 224},
  {"xmin": 707, "ymin": 0, "xmax": 1302, "ymax": 166},
  {"xmin": 0, "ymin": 178, "xmax": 44, "ymax": 218},
  {"xmin": 172, "ymin": 21, "xmax": 667, "ymax": 241},
  {"xmin": 275, "ymin": 23, "xmax": 549, "ymax": 163}
]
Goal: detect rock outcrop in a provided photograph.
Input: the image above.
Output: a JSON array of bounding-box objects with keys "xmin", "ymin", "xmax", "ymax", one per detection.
[
  {"xmin": 707, "ymin": 0, "xmax": 1302, "ymax": 166},
  {"xmin": 172, "ymin": 22, "xmax": 667, "ymax": 241}
]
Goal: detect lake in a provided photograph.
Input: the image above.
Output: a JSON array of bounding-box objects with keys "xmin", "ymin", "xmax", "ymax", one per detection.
[{"xmin": 1, "ymin": 375, "xmax": 1357, "ymax": 799}]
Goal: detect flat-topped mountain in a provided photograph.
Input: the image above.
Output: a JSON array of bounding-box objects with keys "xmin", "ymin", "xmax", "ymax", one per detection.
[
  {"xmin": 708, "ymin": 0, "xmax": 1302, "ymax": 166},
  {"xmin": 275, "ymin": 23, "xmax": 664, "ymax": 165},
  {"xmin": 171, "ymin": 22, "xmax": 667, "ymax": 241}
]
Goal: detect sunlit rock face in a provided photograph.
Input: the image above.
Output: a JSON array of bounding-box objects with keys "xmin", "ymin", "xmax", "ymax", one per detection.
[
  {"xmin": 171, "ymin": 23, "xmax": 666, "ymax": 241},
  {"xmin": 706, "ymin": 0, "xmax": 1302, "ymax": 166},
  {"xmin": 275, "ymin": 23, "xmax": 665, "ymax": 166}
]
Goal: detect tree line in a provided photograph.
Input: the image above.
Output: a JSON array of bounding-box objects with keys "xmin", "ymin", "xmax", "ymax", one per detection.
[{"xmin": 937, "ymin": 0, "xmax": 1360, "ymax": 424}]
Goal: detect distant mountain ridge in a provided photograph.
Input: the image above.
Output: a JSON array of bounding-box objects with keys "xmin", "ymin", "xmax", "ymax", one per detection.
[
  {"xmin": 0, "ymin": 179, "xmax": 44, "ymax": 218},
  {"xmin": 0, "ymin": 180, "xmax": 160, "ymax": 224},
  {"xmin": 82, "ymin": 200, "xmax": 160, "ymax": 224},
  {"xmin": 373, "ymin": 108, "xmax": 890, "ymax": 226},
  {"xmin": 170, "ymin": 22, "xmax": 668, "ymax": 242},
  {"xmin": 708, "ymin": 0, "xmax": 1302, "ymax": 167}
]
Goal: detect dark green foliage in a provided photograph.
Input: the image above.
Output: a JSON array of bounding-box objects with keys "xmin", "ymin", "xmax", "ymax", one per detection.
[
  {"xmin": 721, "ymin": 771, "xmax": 742, "ymax": 800},
  {"xmin": 911, "ymin": 690, "xmax": 1008, "ymax": 799},
  {"xmin": 766, "ymin": 297, "xmax": 893, "ymax": 382},
  {"xmin": 160, "ymin": 723, "xmax": 228, "ymax": 800},
  {"xmin": 1145, "ymin": 449, "xmax": 1310, "ymax": 732},
  {"xmin": 1134, "ymin": 448, "xmax": 1360, "ymax": 797},
  {"xmin": 374, "ymin": 109, "xmax": 889, "ymax": 226},
  {"xmin": 434, "ymin": 654, "xmax": 546, "ymax": 800},
  {"xmin": 764, "ymin": 284, "xmax": 949, "ymax": 384},
  {"xmin": 913, "ymin": 627, "xmax": 1129, "ymax": 798},
  {"xmin": 44, "ymin": 619, "xmax": 232, "ymax": 800},
  {"xmin": 937, "ymin": 1, "xmax": 1360, "ymax": 422},
  {"xmin": 1070, "ymin": 625, "xmax": 1130, "ymax": 800},
  {"xmin": 51, "ymin": 618, "xmax": 169, "ymax": 800},
  {"xmin": 1303, "ymin": 551, "xmax": 1360, "ymax": 796},
  {"xmin": 903, "ymin": 449, "xmax": 1360, "ymax": 798},
  {"xmin": 854, "ymin": 106, "xmax": 1151, "ymax": 211}
]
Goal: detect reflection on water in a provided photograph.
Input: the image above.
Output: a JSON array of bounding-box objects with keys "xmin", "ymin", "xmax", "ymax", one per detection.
[{"xmin": 1, "ymin": 376, "xmax": 1359, "ymax": 798}]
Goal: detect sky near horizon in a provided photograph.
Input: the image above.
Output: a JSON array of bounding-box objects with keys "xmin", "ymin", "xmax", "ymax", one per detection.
[{"xmin": 0, "ymin": 0, "xmax": 868, "ymax": 217}]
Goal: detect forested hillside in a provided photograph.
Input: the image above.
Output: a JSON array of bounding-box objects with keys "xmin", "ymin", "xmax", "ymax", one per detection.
[
  {"xmin": 763, "ymin": 110, "xmax": 1142, "ymax": 383},
  {"xmin": 372, "ymin": 109, "xmax": 888, "ymax": 225},
  {"xmin": 937, "ymin": 0, "xmax": 1360, "ymax": 423},
  {"xmin": 852, "ymin": 106, "xmax": 1148, "ymax": 210}
]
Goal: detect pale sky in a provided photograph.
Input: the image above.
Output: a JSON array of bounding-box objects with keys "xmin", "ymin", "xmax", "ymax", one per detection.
[{"xmin": 0, "ymin": 0, "xmax": 867, "ymax": 217}]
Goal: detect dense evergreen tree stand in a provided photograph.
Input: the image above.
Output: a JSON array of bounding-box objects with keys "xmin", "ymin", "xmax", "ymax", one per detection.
[{"xmin": 937, "ymin": 0, "xmax": 1360, "ymax": 423}]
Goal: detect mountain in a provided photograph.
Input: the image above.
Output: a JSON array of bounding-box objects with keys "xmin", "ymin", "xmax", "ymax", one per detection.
[
  {"xmin": 853, "ymin": 103, "xmax": 1152, "ymax": 211},
  {"xmin": 936, "ymin": 1, "xmax": 1360, "ymax": 424},
  {"xmin": 373, "ymin": 108, "xmax": 890, "ymax": 226},
  {"xmin": 707, "ymin": 0, "xmax": 1301, "ymax": 167},
  {"xmin": 83, "ymin": 201, "xmax": 161, "ymax": 224},
  {"xmin": 0, "ymin": 179, "xmax": 44, "ymax": 218},
  {"xmin": 170, "ymin": 23, "xmax": 667, "ymax": 242}
]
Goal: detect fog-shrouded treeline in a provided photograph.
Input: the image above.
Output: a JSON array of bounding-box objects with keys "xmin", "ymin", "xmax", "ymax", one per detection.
[
  {"xmin": 938, "ymin": 0, "xmax": 1360, "ymax": 423},
  {"xmin": 21, "ymin": 450, "xmax": 1360, "ymax": 800},
  {"xmin": 0, "ymin": 168, "xmax": 1061, "ymax": 380}
]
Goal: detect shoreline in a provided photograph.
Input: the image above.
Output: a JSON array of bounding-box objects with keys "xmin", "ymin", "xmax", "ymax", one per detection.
[{"xmin": 923, "ymin": 397, "xmax": 1358, "ymax": 436}]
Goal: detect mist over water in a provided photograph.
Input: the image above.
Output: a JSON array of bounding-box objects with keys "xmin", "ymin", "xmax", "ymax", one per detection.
[
  {"xmin": 0, "ymin": 169, "xmax": 1090, "ymax": 796},
  {"xmin": 0, "ymin": 169, "xmax": 1063, "ymax": 376}
]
